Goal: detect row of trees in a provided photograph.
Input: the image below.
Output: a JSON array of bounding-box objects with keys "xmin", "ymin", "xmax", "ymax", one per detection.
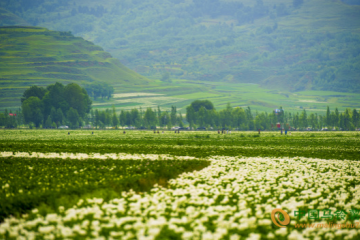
[
  {"xmin": 185, "ymin": 101, "xmax": 360, "ymax": 131},
  {"xmin": 2, "ymin": 98, "xmax": 360, "ymax": 131},
  {"xmin": 0, "ymin": 109, "xmax": 23, "ymax": 129},
  {"xmin": 90, "ymin": 106, "xmax": 183, "ymax": 130},
  {"xmin": 20, "ymin": 82, "xmax": 91, "ymax": 128}
]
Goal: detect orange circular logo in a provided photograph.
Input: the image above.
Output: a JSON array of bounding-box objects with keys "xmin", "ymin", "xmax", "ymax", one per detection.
[{"xmin": 271, "ymin": 209, "xmax": 291, "ymax": 228}]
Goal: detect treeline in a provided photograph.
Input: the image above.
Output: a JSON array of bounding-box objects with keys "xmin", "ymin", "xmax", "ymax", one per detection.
[
  {"xmin": 85, "ymin": 100, "xmax": 360, "ymax": 131},
  {"xmin": 186, "ymin": 101, "xmax": 360, "ymax": 131},
  {"xmin": 0, "ymin": 109, "xmax": 23, "ymax": 129},
  {"xmin": 90, "ymin": 106, "xmax": 183, "ymax": 130},
  {"xmin": 83, "ymin": 82, "xmax": 114, "ymax": 100},
  {"xmin": 20, "ymin": 82, "xmax": 91, "ymax": 128},
  {"xmin": 2, "ymin": 99, "xmax": 359, "ymax": 131}
]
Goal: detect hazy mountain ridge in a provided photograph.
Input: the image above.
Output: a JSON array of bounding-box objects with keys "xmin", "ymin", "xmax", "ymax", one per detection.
[
  {"xmin": 1, "ymin": 0, "xmax": 360, "ymax": 93},
  {"xmin": 0, "ymin": 26, "xmax": 148, "ymax": 110},
  {"xmin": 0, "ymin": 8, "xmax": 28, "ymax": 26}
]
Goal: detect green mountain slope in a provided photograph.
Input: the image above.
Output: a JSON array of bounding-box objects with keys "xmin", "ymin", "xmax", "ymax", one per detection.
[
  {"xmin": 0, "ymin": 26, "xmax": 148, "ymax": 110},
  {"xmin": 1, "ymin": 0, "xmax": 360, "ymax": 94},
  {"xmin": 0, "ymin": 8, "xmax": 28, "ymax": 26}
]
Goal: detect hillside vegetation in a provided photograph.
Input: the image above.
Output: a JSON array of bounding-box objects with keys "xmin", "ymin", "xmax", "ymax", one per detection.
[
  {"xmin": 0, "ymin": 26, "xmax": 148, "ymax": 110},
  {"xmin": 1, "ymin": 0, "xmax": 359, "ymax": 93},
  {"xmin": 0, "ymin": 8, "xmax": 28, "ymax": 26}
]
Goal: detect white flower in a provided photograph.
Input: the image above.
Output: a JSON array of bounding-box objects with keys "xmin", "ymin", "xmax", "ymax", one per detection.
[
  {"xmin": 246, "ymin": 233, "xmax": 261, "ymax": 240},
  {"xmin": 148, "ymin": 227, "xmax": 161, "ymax": 236},
  {"xmin": 258, "ymin": 219, "xmax": 272, "ymax": 226},
  {"xmin": 230, "ymin": 234, "xmax": 240, "ymax": 240},
  {"xmin": 39, "ymin": 226, "xmax": 55, "ymax": 234},
  {"xmin": 182, "ymin": 231, "xmax": 194, "ymax": 240},
  {"xmin": 275, "ymin": 227, "xmax": 287, "ymax": 237}
]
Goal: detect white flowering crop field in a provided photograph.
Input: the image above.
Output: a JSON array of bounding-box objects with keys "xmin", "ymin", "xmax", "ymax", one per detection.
[{"xmin": 0, "ymin": 130, "xmax": 359, "ymax": 239}]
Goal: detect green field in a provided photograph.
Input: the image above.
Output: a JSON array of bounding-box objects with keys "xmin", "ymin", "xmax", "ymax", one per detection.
[
  {"xmin": 92, "ymin": 79, "xmax": 360, "ymax": 114},
  {"xmin": 0, "ymin": 130, "xmax": 359, "ymax": 239}
]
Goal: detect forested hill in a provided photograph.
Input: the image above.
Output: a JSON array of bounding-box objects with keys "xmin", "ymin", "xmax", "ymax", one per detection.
[
  {"xmin": 0, "ymin": 26, "xmax": 148, "ymax": 110},
  {"xmin": 1, "ymin": 0, "xmax": 359, "ymax": 93}
]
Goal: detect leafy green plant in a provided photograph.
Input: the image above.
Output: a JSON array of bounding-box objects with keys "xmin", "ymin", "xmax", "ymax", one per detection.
[{"xmin": 0, "ymin": 157, "xmax": 209, "ymax": 221}]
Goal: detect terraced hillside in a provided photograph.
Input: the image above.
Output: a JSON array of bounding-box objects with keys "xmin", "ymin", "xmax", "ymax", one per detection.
[
  {"xmin": 0, "ymin": 26, "xmax": 148, "ymax": 110},
  {"xmin": 2, "ymin": 0, "xmax": 359, "ymax": 93}
]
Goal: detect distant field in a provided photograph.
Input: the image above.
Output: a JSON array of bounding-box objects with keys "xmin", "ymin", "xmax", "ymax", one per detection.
[
  {"xmin": 90, "ymin": 79, "xmax": 360, "ymax": 114},
  {"xmin": 4, "ymin": 76, "xmax": 358, "ymax": 114}
]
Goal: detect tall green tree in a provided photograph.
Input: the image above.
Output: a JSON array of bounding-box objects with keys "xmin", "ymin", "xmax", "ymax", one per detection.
[
  {"xmin": 292, "ymin": 112, "xmax": 300, "ymax": 130},
  {"xmin": 299, "ymin": 109, "xmax": 308, "ymax": 129},
  {"xmin": 326, "ymin": 106, "xmax": 331, "ymax": 128},
  {"xmin": 21, "ymin": 86, "xmax": 46, "ymax": 103},
  {"xmin": 56, "ymin": 108, "xmax": 64, "ymax": 126},
  {"xmin": 64, "ymin": 83, "xmax": 92, "ymax": 118},
  {"xmin": 112, "ymin": 108, "xmax": 119, "ymax": 128},
  {"xmin": 144, "ymin": 108, "xmax": 157, "ymax": 129},
  {"xmin": 22, "ymin": 96, "xmax": 44, "ymax": 127},
  {"xmin": 186, "ymin": 105, "xmax": 196, "ymax": 130},
  {"xmin": 352, "ymin": 109, "xmax": 359, "ymax": 128},
  {"xmin": 190, "ymin": 100, "xmax": 214, "ymax": 112},
  {"xmin": 178, "ymin": 112, "xmax": 184, "ymax": 128},
  {"xmin": 119, "ymin": 110, "xmax": 127, "ymax": 128},
  {"xmin": 130, "ymin": 109, "xmax": 141, "ymax": 127},
  {"xmin": 42, "ymin": 83, "xmax": 68, "ymax": 118},
  {"xmin": 170, "ymin": 106, "xmax": 177, "ymax": 126},
  {"xmin": 67, "ymin": 107, "xmax": 80, "ymax": 129},
  {"xmin": 45, "ymin": 115, "xmax": 52, "ymax": 128},
  {"xmin": 344, "ymin": 109, "xmax": 353, "ymax": 130},
  {"xmin": 232, "ymin": 107, "xmax": 246, "ymax": 129}
]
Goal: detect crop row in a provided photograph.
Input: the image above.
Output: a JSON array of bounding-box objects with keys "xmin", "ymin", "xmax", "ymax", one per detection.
[
  {"xmin": 0, "ymin": 157, "xmax": 210, "ymax": 222},
  {"xmin": 1, "ymin": 156, "xmax": 360, "ymax": 239},
  {"xmin": 0, "ymin": 131, "xmax": 359, "ymax": 160}
]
